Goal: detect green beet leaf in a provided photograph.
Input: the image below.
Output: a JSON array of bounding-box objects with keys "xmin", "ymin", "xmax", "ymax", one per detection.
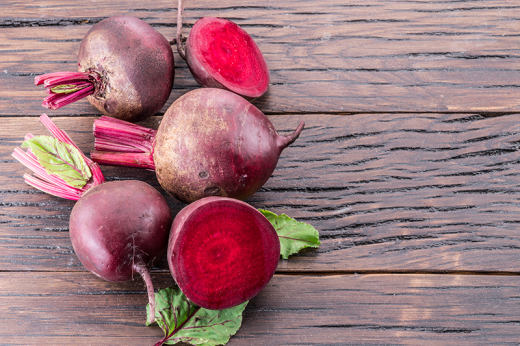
[
  {"xmin": 148, "ymin": 286, "xmax": 247, "ymax": 346},
  {"xmin": 51, "ymin": 84, "xmax": 88, "ymax": 94},
  {"xmin": 22, "ymin": 135, "xmax": 91, "ymax": 188},
  {"xmin": 260, "ymin": 209, "xmax": 321, "ymax": 259}
]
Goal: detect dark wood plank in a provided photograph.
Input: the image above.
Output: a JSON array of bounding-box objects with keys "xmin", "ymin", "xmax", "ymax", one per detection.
[
  {"xmin": 2, "ymin": 0, "xmax": 520, "ymax": 115},
  {"xmin": 2, "ymin": 114, "xmax": 520, "ymax": 272},
  {"xmin": 3, "ymin": 0, "xmax": 520, "ymax": 344},
  {"xmin": 1, "ymin": 272, "xmax": 520, "ymax": 345}
]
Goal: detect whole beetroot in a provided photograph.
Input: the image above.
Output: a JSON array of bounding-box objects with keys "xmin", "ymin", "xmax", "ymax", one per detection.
[
  {"xmin": 90, "ymin": 88, "xmax": 304, "ymax": 204},
  {"xmin": 69, "ymin": 180, "xmax": 172, "ymax": 284},
  {"xmin": 35, "ymin": 16, "xmax": 175, "ymax": 123}
]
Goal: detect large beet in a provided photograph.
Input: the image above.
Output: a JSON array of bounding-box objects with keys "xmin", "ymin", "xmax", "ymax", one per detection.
[
  {"xmin": 90, "ymin": 88, "xmax": 304, "ymax": 204},
  {"xmin": 35, "ymin": 16, "xmax": 175, "ymax": 123},
  {"xmin": 154, "ymin": 88, "xmax": 303, "ymax": 202},
  {"xmin": 167, "ymin": 197, "xmax": 280, "ymax": 310}
]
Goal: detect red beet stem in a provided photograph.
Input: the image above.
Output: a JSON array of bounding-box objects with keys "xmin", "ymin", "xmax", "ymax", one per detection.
[
  {"xmin": 12, "ymin": 114, "xmax": 105, "ymax": 200},
  {"xmin": 35, "ymin": 71, "xmax": 100, "ymax": 110},
  {"xmin": 90, "ymin": 116, "xmax": 156, "ymax": 170},
  {"xmin": 176, "ymin": 0, "xmax": 186, "ymax": 60}
]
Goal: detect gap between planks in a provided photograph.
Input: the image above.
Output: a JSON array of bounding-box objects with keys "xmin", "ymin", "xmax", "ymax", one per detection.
[{"xmin": 0, "ymin": 269, "xmax": 519, "ymax": 276}]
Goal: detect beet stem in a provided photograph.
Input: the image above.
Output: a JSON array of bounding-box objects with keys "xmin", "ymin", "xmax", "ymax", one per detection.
[
  {"xmin": 35, "ymin": 72, "xmax": 91, "ymax": 86},
  {"xmin": 277, "ymin": 120, "xmax": 305, "ymax": 150},
  {"xmin": 176, "ymin": 0, "xmax": 187, "ymax": 60},
  {"xmin": 91, "ymin": 116, "xmax": 156, "ymax": 170},
  {"xmin": 90, "ymin": 151, "xmax": 155, "ymax": 169},
  {"xmin": 12, "ymin": 114, "xmax": 105, "ymax": 200},
  {"xmin": 43, "ymin": 84, "xmax": 95, "ymax": 110},
  {"xmin": 39, "ymin": 114, "xmax": 105, "ymax": 187},
  {"xmin": 35, "ymin": 71, "xmax": 98, "ymax": 110},
  {"xmin": 134, "ymin": 263, "xmax": 157, "ymax": 325},
  {"xmin": 13, "ymin": 148, "xmax": 84, "ymax": 200}
]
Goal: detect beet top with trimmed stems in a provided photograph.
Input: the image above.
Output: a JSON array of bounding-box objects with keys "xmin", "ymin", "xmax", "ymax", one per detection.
[
  {"xmin": 168, "ymin": 196, "xmax": 280, "ymax": 310},
  {"xmin": 90, "ymin": 88, "xmax": 305, "ymax": 204},
  {"xmin": 12, "ymin": 114, "xmax": 173, "ymax": 324},
  {"xmin": 35, "ymin": 16, "xmax": 175, "ymax": 123},
  {"xmin": 175, "ymin": 0, "xmax": 269, "ymax": 99}
]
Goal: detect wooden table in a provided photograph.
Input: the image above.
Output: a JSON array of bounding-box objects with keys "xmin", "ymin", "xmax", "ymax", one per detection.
[{"xmin": 2, "ymin": 0, "xmax": 520, "ymax": 344}]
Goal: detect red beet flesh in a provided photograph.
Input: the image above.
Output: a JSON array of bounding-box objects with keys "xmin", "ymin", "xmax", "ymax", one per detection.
[
  {"xmin": 69, "ymin": 180, "xmax": 173, "ymax": 283},
  {"xmin": 36, "ymin": 16, "xmax": 175, "ymax": 122},
  {"xmin": 185, "ymin": 17, "xmax": 270, "ymax": 99},
  {"xmin": 167, "ymin": 197, "xmax": 280, "ymax": 310}
]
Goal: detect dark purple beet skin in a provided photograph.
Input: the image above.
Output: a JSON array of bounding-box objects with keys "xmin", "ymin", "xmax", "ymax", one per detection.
[
  {"xmin": 69, "ymin": 180, "xmax": 173, "ymax": 283},
  {"xmin": 35, "ymin": 16, "xmax": 175, "ymax": 123},
  {"xmin": 79, "ymin": 16, "xmax": 175, "ymax": 122},
  {"xmin": 167, "ymin": 197, "xmax": 280, "ymax": 310},
  {"xmin": 184, "ymin": 17, "xmax": 270, "ymax": 99},
  {"xmin": 153, "ymin": 88, "xmax": 304, "ymax": 203}
]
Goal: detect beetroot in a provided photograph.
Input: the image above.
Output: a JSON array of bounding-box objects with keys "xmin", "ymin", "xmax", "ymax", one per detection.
[
  {"xmin": 168, "ymin": 196, "xmax": 280, "ymax": 310},
  {"xmin": 12, "ymin": 114, "xmax": 173, "ymax": 324},
  {"xmin": 35, "ymin": 16, "xmax": 175, "ymax": 123},
  {"xmin": 175, "ymin": 0, "xmax": 269, "ymax": 98},
  {"xmin": 69, "ymin": 180, "xmax": 172, "ymax": 285},
  {"xmin": 90, "ymin": 88, "xmax": 304, "ymax": 204}
]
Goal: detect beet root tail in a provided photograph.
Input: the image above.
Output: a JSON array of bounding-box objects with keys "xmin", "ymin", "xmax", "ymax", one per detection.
[
  {"xmin": 277, "ymin": 120, "xmax": 305, "ymax": 150},
  {"xmin": 134, "ymin": 263, "xmax": 156, "ymax": 325}
]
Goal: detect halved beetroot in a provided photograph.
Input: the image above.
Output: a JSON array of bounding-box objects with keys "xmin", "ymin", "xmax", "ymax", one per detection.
[
  {"xmin": 174, "ymin": 0, "xmax": 269, "ymax": 99},
  {"xmin": 167, "ymin": 197, "xmax": 280, "ymax": 310},
  {"xmin": 184, "ymin": 17, "xmax": 270, "ymax": 99}
]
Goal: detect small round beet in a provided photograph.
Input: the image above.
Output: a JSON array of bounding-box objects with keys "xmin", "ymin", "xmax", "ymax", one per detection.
[
  {"xmin": 79, "ymin": 16, "xmax": 175, "ymax": 122},
  {"xmin": 35, "ymin": 16, "xmax": 175, "ymax": 123},
  {"xmin": 167, "ymin": 197, "xmax": 280, "ymax": 310},
  {"xmin": 69, "ymin": 180, "xmax": 172, "ymax": 283},
  {"xmin": 184, "ymin": 17, "xmax": 270, "ymax": 99}
]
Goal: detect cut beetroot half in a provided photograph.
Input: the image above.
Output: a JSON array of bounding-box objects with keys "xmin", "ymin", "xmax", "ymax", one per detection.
[
  {"xmin": 167, "ymin": 197, "xmax": 280, "ymax": 310},
  {"xmin": 175, "ymin": 0, "xmax": 270, "ymax": 100}
]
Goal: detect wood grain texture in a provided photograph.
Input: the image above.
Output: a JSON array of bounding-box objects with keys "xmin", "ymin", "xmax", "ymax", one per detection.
[
  {"xmin": 2, "ymin": 0, "xmax": 520, "ymax": 115},
  {"xmin": 1, "ymin": 272, "xmax": 520, "ymax": 345},
  {"xmin": 2, "ymin": 114, "xmax": 520, "ymax": 273},
  {"xmin": 2, "ymin": 1, "xmax": 520, "ymax": 344}
]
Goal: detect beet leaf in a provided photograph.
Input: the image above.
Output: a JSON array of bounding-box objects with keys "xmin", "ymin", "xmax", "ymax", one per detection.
[
  {"xmin": 260, "ymin": 209, "xmax": 321, "ymax": 259},
  {"xmin": 21, "ymin": 135, "xmax": 92, "ymax": 188},
  {"xmin": 147, "ymin": 286, "xmax": 246, "ymax": 346}
]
